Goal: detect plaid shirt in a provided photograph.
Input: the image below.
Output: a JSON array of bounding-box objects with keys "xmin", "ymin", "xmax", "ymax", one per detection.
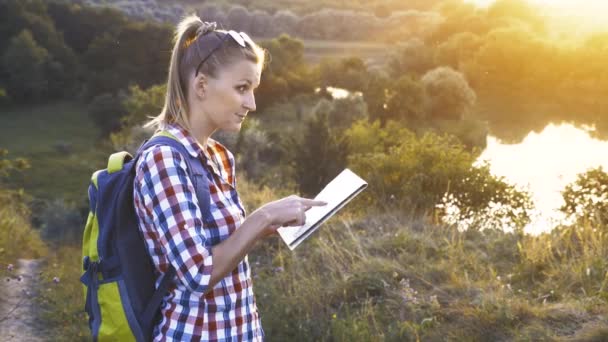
[{"xmin": 133, "ymin": 124, "xmax": 264, "ymax": 341}]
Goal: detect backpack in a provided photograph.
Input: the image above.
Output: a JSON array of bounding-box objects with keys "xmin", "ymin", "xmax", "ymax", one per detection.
[{"xmin": 80, "ymin": 131, "xmax": 211, "ymax": 341}]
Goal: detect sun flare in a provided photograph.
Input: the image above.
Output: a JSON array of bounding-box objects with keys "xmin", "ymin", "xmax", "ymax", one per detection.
[{"xmin": 465, "ymin": 0, "xmax": 608, "ymax": 32}]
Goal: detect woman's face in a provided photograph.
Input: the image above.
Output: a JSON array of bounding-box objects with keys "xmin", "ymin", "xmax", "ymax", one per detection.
[{"xmin": 196, "ymin": 59, "xmax": 261, "ymax": 133}]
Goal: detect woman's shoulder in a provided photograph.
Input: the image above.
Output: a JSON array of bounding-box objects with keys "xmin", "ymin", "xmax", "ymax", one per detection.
[{"xmin": 136, "ymin": 143, "xmax": 189, "ymax": 173}]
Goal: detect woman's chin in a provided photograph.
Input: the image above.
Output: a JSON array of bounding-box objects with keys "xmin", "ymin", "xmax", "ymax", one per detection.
[{"xmin": 224, "ymin": 122, "xmax": 243, "ymax": 133}]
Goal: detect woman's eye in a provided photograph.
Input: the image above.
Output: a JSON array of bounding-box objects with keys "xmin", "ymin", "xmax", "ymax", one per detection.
[{"xmin": 237, "ymin": 85, "xmax": 247, "ymax": 93}]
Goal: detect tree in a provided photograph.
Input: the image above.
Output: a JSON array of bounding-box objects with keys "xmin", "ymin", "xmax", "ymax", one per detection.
[
  {"xmin": 235, "ymin": 118, "xmax": 273, "ymax": 181},
  {"xmin": 227, "ymin": 5, "xmax": 252, "ymax": 32},
  {"xmin": 272, "ymin": 10, "xmax": 298, "ymax": 37},
  {"xmin": 560, "ymin": 167, "xmax": 608, "ymax": 226},
  {"xmin": 435, "ymin": 32, "xmax": 483, "ymax": 71},
  {"xmin": 249, "ymin": 9, "xmax": 273, "ymax": 37},
  {"xmin": 1, "ymin": 30, "xmax": 50, "ymax": 101},
  {"xmin": 385, "ymin": 75, "xmax": 426, "ymax": 124},
  {"xmin": 83, "ymin": 21, "xmax": 171, "ymax": 98},
  {"xmin": 109, "ymin": 84, "xmax": 166, "ymax": 151},
  {"xmin": 47, "ymin": 2, "xmax": 128, "ymax": 54},
  {"xmin": 363, "ymin": 70, "xmax": 391, "ymax": 124},
  {"xmin": 256, "ymin": 34, "xmax": 314, "ymax": 110},
  {"xmin": 318, "ymin": 56, "xmax": 368, "ymax": 92},
  {"xmin": 421, "ymin": 67, "xmax": 476, "ymax": 120},
  {"xmin": 290, "ymin": 111, "xmax": 348, "ymax": 197},
  {"xmin": 388, "ymin": 38, "xmax": 436, "ymax": 77},
  {"xmin": 486, "ymin": 0, "xmax": 546, "ymax": 34},
  {"xmin": 88, "ymin": 92, "xmax": 128, "ymax": 138}
]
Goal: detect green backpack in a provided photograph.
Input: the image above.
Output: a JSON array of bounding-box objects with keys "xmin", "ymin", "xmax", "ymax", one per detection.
[{"xmin": 81, "ymin": 131, "xmax": 210, "ymax": 341}]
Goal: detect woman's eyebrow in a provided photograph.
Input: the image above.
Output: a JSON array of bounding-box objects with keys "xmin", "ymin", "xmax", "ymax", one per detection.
[{"xmin": 239, "ymin": 79, "xmax": 252, "ymax": 85}]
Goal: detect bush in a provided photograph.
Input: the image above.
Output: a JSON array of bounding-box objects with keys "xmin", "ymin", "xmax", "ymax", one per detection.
[
  {"xmin": 0, "ymin": 87, "xmax": 10, "ymax": 106},
  {"xmin": 345, "ymin": 119, "xmax": 532, "ymax": 228},
  {"xmin": 38, "ymin": 199, "xmax": 83, "ymax": 244},
  {"xmin": 560, "ymin": 167, "xmax": 608, "ymax": 227},
  {"xmin": 88, "ymin": 92, "xmax": 128, "ymax": 137}
]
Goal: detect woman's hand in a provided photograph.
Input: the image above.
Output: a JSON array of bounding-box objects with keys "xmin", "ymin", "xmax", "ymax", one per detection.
[{"xmin": 256, "ymin": 195, "xmax": 327, "ymax": 237}]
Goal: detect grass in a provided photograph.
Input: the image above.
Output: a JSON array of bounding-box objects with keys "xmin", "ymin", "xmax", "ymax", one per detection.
[
  {"xmin": 34, "ymin": 244, "xmax": 89, "ymax": 342},
  {"xmin": 1, "ymin": 174, "xmax": 605, "ymax": 340},
  {"xmin": 0, "ymin": 189, "xmax": 47, "ymax": 267},
  {"xmin": 0, "ymin": 101, "xmax": 113, "ymax": 203}
]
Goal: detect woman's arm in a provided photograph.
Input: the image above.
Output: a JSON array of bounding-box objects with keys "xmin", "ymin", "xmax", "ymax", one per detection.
[
  {"xmin": 208, "ymin": 193, "xmax": 326, "ymax": 291},
  {"xmin": 207, "ymin": 208, "xmax": 270, "ymax": 290},
  {"xmin": 136, "ymin": 145, "xmax": 325, "ymax": 295}
]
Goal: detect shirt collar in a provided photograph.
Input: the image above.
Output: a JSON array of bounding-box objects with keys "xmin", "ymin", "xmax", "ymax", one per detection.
[
  {"xmin": 163, "ymin": 123, "xmax": 230, "ymax": 159},
  {"xmin": 164, "ymin": 123, "xmax": 201, "ymax": 158}
]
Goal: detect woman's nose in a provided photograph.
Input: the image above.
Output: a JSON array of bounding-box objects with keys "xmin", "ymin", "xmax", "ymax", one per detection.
[{"xmin": 243, "ymin": 92, "xmax": 256, "ymax": 112}]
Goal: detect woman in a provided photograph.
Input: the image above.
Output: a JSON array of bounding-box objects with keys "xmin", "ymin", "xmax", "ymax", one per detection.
[{"xmin": 133, "ymin": 15, "xmax": 326, "ymax": 341}]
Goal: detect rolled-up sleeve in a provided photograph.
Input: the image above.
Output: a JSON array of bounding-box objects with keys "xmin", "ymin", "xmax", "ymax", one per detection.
[{"xmin": 134, "ymin": 145, "xmax": 213, "ymax": 296}]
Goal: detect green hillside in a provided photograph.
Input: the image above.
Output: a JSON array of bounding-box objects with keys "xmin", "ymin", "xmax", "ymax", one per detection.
[{"xmin": 0, "ymin": 102, "xmax": 111, "ymax": 203}]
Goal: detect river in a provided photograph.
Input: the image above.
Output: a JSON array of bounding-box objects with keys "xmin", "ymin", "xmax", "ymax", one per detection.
[{"xmin": 477, "ymin": 122, "xmax": 608, "ymax": 234}]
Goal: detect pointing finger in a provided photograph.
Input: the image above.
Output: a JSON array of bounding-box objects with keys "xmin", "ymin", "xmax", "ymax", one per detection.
[{"xmin": 301, "ymin": 199, "xmax": 328, "ymax": 207}]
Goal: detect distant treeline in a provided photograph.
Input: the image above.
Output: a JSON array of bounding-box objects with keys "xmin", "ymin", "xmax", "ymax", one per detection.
[
  {"xmin": 0, "ymin": 0, "xmax": 172, "ymax": 105},
  {"xmin": 62, "ymin": 0, "xmax": 443, "ymax": 42},
  {"xmin": 2, "ymin": 0, "xmax": 608, "ymax": 142}
]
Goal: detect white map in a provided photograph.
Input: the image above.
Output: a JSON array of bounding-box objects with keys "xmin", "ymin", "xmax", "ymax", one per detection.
[{"xmin": 277, "ymin": 168, "xmax": 368, "ymax": 250}]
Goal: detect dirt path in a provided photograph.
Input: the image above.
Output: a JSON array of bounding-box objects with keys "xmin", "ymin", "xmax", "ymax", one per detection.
[{"xmin": 0, "ymin": 259, "xmax": 45, "ymax": 341}]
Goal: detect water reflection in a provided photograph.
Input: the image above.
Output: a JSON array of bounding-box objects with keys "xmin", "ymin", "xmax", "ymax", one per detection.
[{"xmin": 477, "ymin": 123, "xmax": 608, "ymax": 234}]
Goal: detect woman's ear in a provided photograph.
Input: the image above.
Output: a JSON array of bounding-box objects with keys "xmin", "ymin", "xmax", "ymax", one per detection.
[{"xmin": 193, "ymin": 74, "xmax": 207, "ymax": 99}]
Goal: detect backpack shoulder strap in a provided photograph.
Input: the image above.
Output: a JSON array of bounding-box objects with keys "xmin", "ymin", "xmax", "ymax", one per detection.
[
  {"xmin": 139, "ymin": 134, "xmax": 209, "ymax": 213},
  {"xmin": 137, "ymin": 133, "xmax": 211, "ymax": 328}
]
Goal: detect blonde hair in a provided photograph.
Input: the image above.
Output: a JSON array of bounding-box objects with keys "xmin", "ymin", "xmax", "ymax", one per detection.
[{"xmin": 145, "ymin": 14, "xmax": 266, "ymax": 132}]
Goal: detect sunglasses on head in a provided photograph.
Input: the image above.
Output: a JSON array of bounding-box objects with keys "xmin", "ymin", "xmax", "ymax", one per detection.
[{"xmin": 194, "ymin": 30, "xmax": 254, "ymax": 77}]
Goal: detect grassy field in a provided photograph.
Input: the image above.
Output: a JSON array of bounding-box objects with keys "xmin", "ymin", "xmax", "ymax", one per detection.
[
  {"xmin": 32, "ymin": 178, "xmax": 608, "ymax": 341},
  {"xmin": 0, "ymin": 102, "xmax": 112, "ymax": 204}
]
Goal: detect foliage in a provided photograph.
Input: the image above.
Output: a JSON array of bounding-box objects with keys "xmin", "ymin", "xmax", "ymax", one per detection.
[
  {"xmin": 235, "ymin": 118, "xmax": 274, "ymax": 182},
  {"xmin": 421, "ymin": 66, "xmax": 476, "ymax": 120},
  {"xmin": 109, "ymin": 84, "xmax": 165, "ymax": 152},
  {"xmin": 35, "ymin": 244, "xmax": 89, "ymax": 341},
  {"xmin": 385, "ymin": 75, "xmax": 425, "ymax": 124},
  {"xmin": 0, "ymin": 87, "xmax": 9, "ymax": 105},
  {"xmin": 289, "ymin": 111, "xmax": 348, "ymax": 197},
  {"xmin": 0, "ymin": 0, "xmax": 170, "ymax": 103},
  {"xmin": 362, "ymin": 70, "xmax": 391, "ymax": 123},
  {"xmin": 311, "ymin": 95, "xmax": 368, "ymax": 132},
  {"xmin": 435, "ymin": 32, "xmax": 483, "ymax": 71},
  {"xmin": 0, "ymin": 151, "xmax": 45, "ymax": 264},
  {"xmin": 0, "ymin": 148, "xmax": 30, "ymax": 180},
  {"xmin": 0, "ymin": 0, "xmax": 79, "ymax": 102},
  {"xmin": 38, "ymin": 199, "xmax": 83, "ymax": 244},
  {"xmin": 82, "ymin": 20, "xmax": 172, "ymax": 98},
  {"xmin": 1, "ymin": 30, "xmax": 51, "ymax": 102},
  {"xmin": 560, "ymin": 167, "xmax": 608, "ymax": 226},
  {"xmin": 317, "ymin": 56, "xmax": 369, "ymax": 92},
  {"xmin": 388, "ymin": 39, "xmax": 437, "ymax": 77},
  {"xmin": 256, "ymin": 34, "xmax": 316, "ymax": 110},
  {"xmin": 345, "ymin": 119, "xmax": 532, "ymax": 228},
  {"xmin": 88, "ymin": 92, "xmax": 128, "ymax": 137}
]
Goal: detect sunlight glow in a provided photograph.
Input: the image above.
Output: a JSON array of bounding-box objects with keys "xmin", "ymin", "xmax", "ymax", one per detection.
[
  {"xmin": 465, "ymin": 0, "xmax": 608, "ymax": 31},
  {"xmin": 477, "ymin": 123, "xmax": 608, "ymax": 234}
]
